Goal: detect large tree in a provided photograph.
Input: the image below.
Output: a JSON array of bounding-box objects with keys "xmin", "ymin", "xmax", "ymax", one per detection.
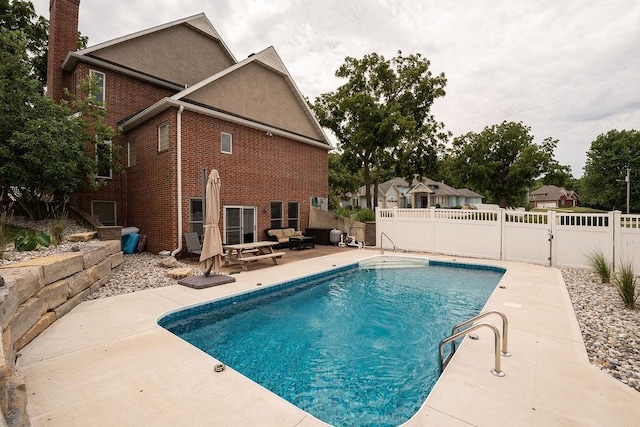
[
  {"xmin": 0, "ymin": 29, "xmax": 118, "ymax": 220},
  {"xmin": 327, "ymin": 152, "xmax": 362, "ymax": 210},
  {"xmin": 313, "ymin": 51, "xmax": 447, "ymax": 209},
  {"xmin": 0, "ymin": 0, "xmax": 48, "ymax": 86},
  {"xmin": 447, "ymin": 121, "xmax": 558, "ymax": 208},
  {"xmin": 581, "ymin": 129, "xmax": 640, "ymax": 212}
]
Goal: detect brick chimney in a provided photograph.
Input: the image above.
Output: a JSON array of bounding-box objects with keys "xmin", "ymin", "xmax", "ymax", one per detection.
[{"xmin": 46, "ymin": 0, "xmax": 81, "ymax": 102}]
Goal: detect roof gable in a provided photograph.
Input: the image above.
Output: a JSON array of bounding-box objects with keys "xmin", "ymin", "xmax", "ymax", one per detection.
[
  {"xmin": 64, "ymin": 14, "xmax": 236, "ymax": 87},
  {"xmin": 176, "ymin": 47, "xmax": 328, "ymax": 144}
]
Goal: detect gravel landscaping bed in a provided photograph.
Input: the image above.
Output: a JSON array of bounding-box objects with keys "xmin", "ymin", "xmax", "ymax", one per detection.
[{"xmin": 1, "ymin": 218, "xmax": 638, "ymax": 392}]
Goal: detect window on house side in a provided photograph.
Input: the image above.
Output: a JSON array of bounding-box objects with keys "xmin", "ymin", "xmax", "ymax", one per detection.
[
  {"xmin": 96, "ymin": 141, "xmax": 112, "ymax": 179},
  {"xmin": 158, "ymin": 123, "xmax": 169, "ymax": 152},
  {"xmin": 270, "ymin": 201, "xmax": 283, "ymax": 229},
  {"xmin": 89, "ymin": 69, "xmax": 105, "ymax": 104},
  {"xmin": 287, "ymin": 201, "xmax": 299, "ymax": 230},
  {"xmin": 190, "ymin": 199, "xmax": 203, "ymax": 237},
  {"xmin": 221, "ymin": 132, "xmax": 232, "ymax": 154},
  {"xmin": 128, "ymin": 141, "xmax": 136, "ymax": 167},
  {"xmin": 92, "ymin": 201, "xmax": 116, "ymax": 226}
]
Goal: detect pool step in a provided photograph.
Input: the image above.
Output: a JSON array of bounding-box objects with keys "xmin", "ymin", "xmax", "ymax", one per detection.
[{"xmin": 359, "ymin": 256, "xmax": 429, "ymax": 269}]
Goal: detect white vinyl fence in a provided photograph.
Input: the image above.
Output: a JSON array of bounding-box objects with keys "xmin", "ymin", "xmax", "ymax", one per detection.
[{"xmin": 377, "ymin": 208, "xmax": 640, "ymax": 271}]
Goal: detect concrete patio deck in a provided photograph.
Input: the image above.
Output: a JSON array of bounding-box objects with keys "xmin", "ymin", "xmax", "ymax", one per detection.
[{"xmin": 16, "ymin": 249, "xmax": 640, "ymax": 426}]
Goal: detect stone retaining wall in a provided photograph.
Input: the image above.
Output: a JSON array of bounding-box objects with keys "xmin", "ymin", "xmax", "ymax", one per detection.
[{"xmin": 0, "ymin": 241, "xmax": 122, "ymax": 426}]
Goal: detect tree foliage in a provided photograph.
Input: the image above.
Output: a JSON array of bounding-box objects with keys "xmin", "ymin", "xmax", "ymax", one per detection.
[
  {"xmin": 0, "ymin": 29, "xmax": 118, "ymax": 220},
  {"xmin": 313, "ymin": 51, "xmax": 447, "ymax": 208},
  {"xmin": 0, "ymin": 0, "xmax": 48, "ymax": 86},
  {"xmin": 581, "ymin": 129, "xmax": 640, "ymax": 212},
  {"xmin": 327, "ymin": 152, "xmax": 361, "ymax": 209},
  {"xmin": 447, "ymin": 121, "xmax": 558, "ymax": 208}
]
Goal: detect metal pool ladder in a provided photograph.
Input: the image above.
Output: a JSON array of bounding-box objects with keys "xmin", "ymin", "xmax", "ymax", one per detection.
[
  {"xmin": 379, "ymin": 232, "xmax": 396, "ymax": 254},
  {"xmin": 438, "ymin": 310, "xmax": 511, "ymax": 377}
]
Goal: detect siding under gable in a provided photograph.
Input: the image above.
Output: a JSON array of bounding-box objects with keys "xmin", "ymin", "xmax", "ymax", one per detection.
[
  {"xmin": 184, "ymin": 62, "xmax": 322, "ymax": 141},
  {"xmin": 89, "ymin": 25, "xmax": 234, "ymax": 86}
]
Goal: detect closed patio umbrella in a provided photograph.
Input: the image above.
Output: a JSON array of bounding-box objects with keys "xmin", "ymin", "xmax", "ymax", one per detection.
[{"xmin": 199, "ymin": 169, "xmax": 223, "ymax": 276}]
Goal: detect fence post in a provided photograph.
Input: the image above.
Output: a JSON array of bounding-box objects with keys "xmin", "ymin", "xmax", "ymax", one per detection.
[
  {"xmin": 549, "ymin": 210, "xmax": 557, "ymax": 267},
  {"xmin": 611, "ymin": 211, "xmax": 621, "ymax": 272},
  {"xmin": 500, "ymin": 208, "xmax": 506, "ymax": 261},
  {"xmin": 430, "ymin": 207, "xmax": 437, "ymax": 253}
]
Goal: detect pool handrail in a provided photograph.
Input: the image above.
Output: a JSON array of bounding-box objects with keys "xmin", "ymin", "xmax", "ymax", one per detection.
[
  {"xmin": 450, "ymin": 310, "xmax": 510, "ymax": 357},
  {"xmin": 379, "ymin": 232, "xmax": 396, "ymax": 254},
  {"xmin": 439, "ymin": 322, "xmax": 505, "ymax": 377}
]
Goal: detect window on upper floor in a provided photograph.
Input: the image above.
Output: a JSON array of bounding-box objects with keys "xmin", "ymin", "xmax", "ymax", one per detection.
[
  {"xmin": 221, "ymin": 132, "xmax": 232, "ymax": 154},
  {"xmin": 128, "ymin": 140, "xmax": 136, "ymax": 167},
  {"xmin": 89, "ymin": 70, "xmax": 105, "ymax": 104},
  {"xmin": 158, "ymin": 123, "xmax": 169, "ymax": 152}
]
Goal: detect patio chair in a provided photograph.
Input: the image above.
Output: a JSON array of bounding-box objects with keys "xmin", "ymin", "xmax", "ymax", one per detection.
[{"xmin": 184, "ymin": 232, "xmax": 202, "ymax": 262}]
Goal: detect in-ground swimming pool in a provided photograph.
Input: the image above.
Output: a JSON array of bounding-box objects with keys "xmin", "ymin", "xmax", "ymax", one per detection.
[{"xmin": 159, "ymin": 257, "xmax": 504, "ymax": 427}]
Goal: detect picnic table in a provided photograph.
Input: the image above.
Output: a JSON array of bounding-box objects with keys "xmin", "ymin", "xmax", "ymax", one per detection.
[{"xmin": 222, "ymin": 241, "xmax": 285, "ymax": 271}]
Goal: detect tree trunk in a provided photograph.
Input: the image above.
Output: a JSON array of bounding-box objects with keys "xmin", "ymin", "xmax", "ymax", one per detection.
[{"xmin": 363, "ymin": 163, "xmax": 372, "ymax": 209}]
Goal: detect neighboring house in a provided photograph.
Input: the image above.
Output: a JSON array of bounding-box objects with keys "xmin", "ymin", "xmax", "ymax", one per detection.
[
  {"xmin": 47, "ymin": 0, "xmax": 331, "ymax": 254},
  {"xmin": 347, "ymin": 177, "xmax": 483, "ymax": 209},
  {"xmin": 528, "ymin": 185, "xmax": 579, "ymax": 209}
]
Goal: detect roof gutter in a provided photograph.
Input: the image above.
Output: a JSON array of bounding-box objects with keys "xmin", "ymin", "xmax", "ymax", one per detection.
[
  {"xmin": 171, "ymin": 105, "xmax": 185, "ymax": 257},
  {"xmin": 120, "ymin": 98, "xmax": 330, "ymax": 150}
]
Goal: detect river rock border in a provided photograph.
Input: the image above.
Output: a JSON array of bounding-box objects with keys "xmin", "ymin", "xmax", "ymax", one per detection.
[{"xmin": 0, "ymin": 240, "xmax": 122, "ymax": 426}]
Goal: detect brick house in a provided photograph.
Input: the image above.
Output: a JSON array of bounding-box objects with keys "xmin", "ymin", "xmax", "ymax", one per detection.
[
  {"xmin": 528, "ymin": 185, "xmax": 579, "ymax": 209},
  {"xmin": 47, "ymin": 0, "xmax": 331, "ymax": 254}
]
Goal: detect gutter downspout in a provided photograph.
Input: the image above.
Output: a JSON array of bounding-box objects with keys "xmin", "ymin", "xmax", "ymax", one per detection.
[{"xmin": 171, "ymin": 105, "xmax": 185, "ymax": 257}]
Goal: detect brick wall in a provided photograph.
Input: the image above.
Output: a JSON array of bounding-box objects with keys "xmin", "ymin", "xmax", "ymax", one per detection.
[
  {"xmin": 46, "ymin": 0, "xmax": 80, "ymax": 102},
  {"xmin": 126, "ymin": 108, "xmax": 328, "ymax": 254},
  {"xmin": 72, "ymin": 63, "xmax": 177, "ymax": 227}
]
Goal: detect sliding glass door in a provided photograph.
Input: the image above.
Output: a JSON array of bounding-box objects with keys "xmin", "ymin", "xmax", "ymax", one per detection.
[{"xmin": 224, "ymin": 206, "xmax": 256, "ymax": 245}]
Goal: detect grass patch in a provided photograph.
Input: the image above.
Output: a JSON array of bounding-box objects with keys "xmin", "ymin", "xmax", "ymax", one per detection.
[
  {"xmin": 586, "ymin": 249, "xmax": 612, "ymax": 283},
  {"xmin": 613, "ymin": 262, "xmax": 638, "ymax": 309}
]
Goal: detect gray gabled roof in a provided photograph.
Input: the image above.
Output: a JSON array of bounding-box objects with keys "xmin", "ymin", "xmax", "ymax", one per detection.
[
  {"xmin": 66, "ymin": 13, "xmax": 236, "ymax": 65},
  {"xmin": 458, "ymin": 188, "xmax": 483, "ymax": 198},
  {"xmin": 119, "ymin": 46, "xmax": 331, "ymax": 148},
  {"xmin": 530, "ymin": 185, "xmax": 577, "ymax": 201},
  {"xmin": 352, "ymin": 177, "xmax": 483, "ymax": 199}
]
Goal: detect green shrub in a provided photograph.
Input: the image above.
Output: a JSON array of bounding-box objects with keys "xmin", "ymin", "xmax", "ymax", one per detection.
[
  {"xmin": 586, "ymin": 249, "xmax": 611, "ymax": 283},
  {"xmin": 0, "ymin": 213, "xmax": 8, "ymax": 259},
  {"xmin": 613, "ymin": 262, "xmax": 638, "ymax": 309},
  {"xmin": 14, "ymin": 230, "xmax": 51, "ymax": 251},
  {"xmin": 355, "ymin": 208, "xmax": 375, "ymax": 222},
  {"xmin": 50, "ymin": 217, "xmax": 66, "ymax": 246}
]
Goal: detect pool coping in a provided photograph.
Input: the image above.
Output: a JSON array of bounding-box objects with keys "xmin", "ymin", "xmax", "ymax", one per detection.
[{"xmin": 16, "ymin": 250, "xmax": 640, "ymax": 426}]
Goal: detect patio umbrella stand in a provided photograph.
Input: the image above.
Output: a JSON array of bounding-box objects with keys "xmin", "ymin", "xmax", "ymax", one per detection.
[{"xmin": 179, "ymin": 169, "xmax": 236, "ymax": 289}]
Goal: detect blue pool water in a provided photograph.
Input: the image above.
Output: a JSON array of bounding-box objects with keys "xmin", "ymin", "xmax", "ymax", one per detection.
[{"xmin": 159, "ymin": 259, "xmax": 504, "ymax": 427}]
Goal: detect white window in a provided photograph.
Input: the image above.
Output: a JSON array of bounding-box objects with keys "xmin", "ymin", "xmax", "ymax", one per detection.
[
  {"xmin": 96, "ymin": 141, "xmax": 112, "ymax": 179},
  {"xmin": 158, "ymin": 123, "xmax": 169, "ymax": 151},
  {"xmin": 89, "ymin": 70, "xmax": 105, "ymax": 104},
  {"xmin": 91, "ymin": 201, "xmax": 116, "ymax": 226},
  {"xmin": 270, "ymin": 201, "xmax": 283, "ymax": 229},
  {"xmin": 221, "ymin": 132, "xmax": 232, "ymax": 154},
  {"xmin": 127, "ymin": 140, "xmax": 136, "ymax": 167}
]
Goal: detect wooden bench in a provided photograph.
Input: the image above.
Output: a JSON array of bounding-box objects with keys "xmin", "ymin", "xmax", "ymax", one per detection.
[{"xmin": 224, "ymin": 251, "xmax": 285, "ymax": 271}]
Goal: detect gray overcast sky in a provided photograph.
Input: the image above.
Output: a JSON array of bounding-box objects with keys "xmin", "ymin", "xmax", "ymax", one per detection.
[{"xmin": 35, "ymin": 0, "xmax": 640, "ymax": 178}]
